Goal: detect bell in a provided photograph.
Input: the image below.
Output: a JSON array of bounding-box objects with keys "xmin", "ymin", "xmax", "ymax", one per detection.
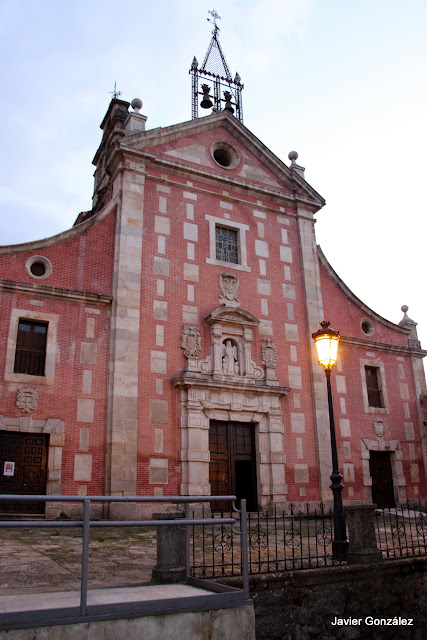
[
  {"xmin": 223, "ymin": 91, "xmax": 234, "ymax": 114},
  {"xmin": 201, "ymin": 97, "xmax": 213, "ymax": 109},
  {"xmin": 200, "ymin": 84, "xmax": 213, "ymax": 109}
]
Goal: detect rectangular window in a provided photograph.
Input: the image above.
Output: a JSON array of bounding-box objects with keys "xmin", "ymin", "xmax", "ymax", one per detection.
[
  {"xmin": 14, "ymin": 320, "xmax": 48, "ymax": 376},
  {"xmin": 365, "ymin": 366, "xmax": 384, "ymax": 408},
  {"xmin": 215, "ymin": 226, "xmax": 239, "ymax": 264}
]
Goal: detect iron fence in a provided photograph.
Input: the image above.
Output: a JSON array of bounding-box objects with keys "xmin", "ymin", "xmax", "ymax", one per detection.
[
  {"xmin": 374, "ymin": 499, "xmax": 427, "ymax": 559},
  {"xmin": 190, "ymin": 503, "xmax": 343, "ymax": 578}
]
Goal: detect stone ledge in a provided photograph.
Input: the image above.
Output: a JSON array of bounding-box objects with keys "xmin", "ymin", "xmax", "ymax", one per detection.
[
  {"xmin": 0, "ymin": 279, "xmax": 113, "ymax": 306},
  {"xmin": 173, "ymin": 375, "xmax": 290, "ymax": 397}
]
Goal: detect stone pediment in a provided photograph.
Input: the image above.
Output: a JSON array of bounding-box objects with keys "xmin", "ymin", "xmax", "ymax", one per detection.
[
  {"xmin": 205, "ymin": 306, "xmax": 259, "ymax": 327},
  {"xmin": 121, "ymin": 111, "xmax": 325, "ymax": 210}
]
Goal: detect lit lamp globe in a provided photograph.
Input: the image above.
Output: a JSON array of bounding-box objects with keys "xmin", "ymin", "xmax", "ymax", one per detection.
[{"xmin": 312, "ymin": 321, "xmax": 340, "ymax": 370}]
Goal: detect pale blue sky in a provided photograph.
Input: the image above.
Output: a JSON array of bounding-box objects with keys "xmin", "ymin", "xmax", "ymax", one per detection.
[{"xmin": 1, "ymin": 0, "xmax": 426, "ymax": 345}]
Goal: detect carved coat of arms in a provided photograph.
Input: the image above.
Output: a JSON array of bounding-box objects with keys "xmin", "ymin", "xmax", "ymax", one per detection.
[
  {"xmin": 374, "ymin": 420, "xmax": 385, "ymax": 438},
  {"xmin": 181, "ymin": 326, "xmax": 201, "ymax": 358},
  {"xmin": 219, "ymin": 272, "xmax": 239, "ymax": 303},
  {"xmin": 262, "ymin": 338, "xmax": 277, "ymax": 368},
  {"xmin": 16, "ymin": 387, "xmax": 38, "ymax": 413}
]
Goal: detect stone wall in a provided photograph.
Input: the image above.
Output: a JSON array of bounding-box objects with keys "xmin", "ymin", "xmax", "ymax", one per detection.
[
  {"xmin": 0, "ymin": 604, "xmax": 255, "ymax": 640},
  {"xmin": 223, "ymin": 557, "xmax": 427, "ymax": 640}
]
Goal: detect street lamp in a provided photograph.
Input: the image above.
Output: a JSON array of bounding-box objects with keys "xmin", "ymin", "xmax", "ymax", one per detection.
[{"xmin": 312, "ymin": 320, "xmax": 348, "ymax": 560}]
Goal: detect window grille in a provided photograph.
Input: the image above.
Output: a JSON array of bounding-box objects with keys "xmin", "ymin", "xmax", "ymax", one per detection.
[
  {"xmin": 216, "ymin": 226, "xmax": 239, "ymax": 264},
  {"xmin": 14, "ymin": 320, "xmax": 48, "ymax": 376},
  {"xmin": 365, "ymin": 366, "xmax": 384, "ymax": 408}
]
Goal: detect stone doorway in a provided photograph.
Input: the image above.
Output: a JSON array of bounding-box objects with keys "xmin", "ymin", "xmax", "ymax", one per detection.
[
  {"xmin": 369, "ymin": 451, "xmax": 396, "ymax": 508},
  {"xmin": 0, "ymin": 431, "xmax": 49, "ymax": 514},
  {"xmin": 209, "ymin": 420, "xmax": 258, "ymax": 511}
]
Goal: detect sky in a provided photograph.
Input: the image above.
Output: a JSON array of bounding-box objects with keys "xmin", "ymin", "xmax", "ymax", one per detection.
[{"xmin": 1, "ymin": 0, "xmax": 426, "ymax": 346}]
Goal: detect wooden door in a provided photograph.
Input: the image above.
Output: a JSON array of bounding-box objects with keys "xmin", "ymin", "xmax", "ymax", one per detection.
[
  {"xmin": 209, "ymin": 421, "xmax": 258, "ymax": 512},
  {"xmin": 0, "ymin": 432, "xmax": 48, "ymax": 514},
  {"xmin": 369, "ymin": 451, "xmax": 395, "ymax": 508}
]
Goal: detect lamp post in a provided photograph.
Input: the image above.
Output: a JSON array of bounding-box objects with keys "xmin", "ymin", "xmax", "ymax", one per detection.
[{"xmin": 312, "ymin": 320, "xmax": 348, "ymax": 560}]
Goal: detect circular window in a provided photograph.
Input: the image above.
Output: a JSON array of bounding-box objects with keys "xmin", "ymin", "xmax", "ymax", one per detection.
[
  {"xmin": 361, "ymin": 318, "xmax": 374, "ymax": 336},
  {"xmin": 30, "ymin": 261, "xmax": 46, "ymax": 277},
  {"xmin": 210, "ymin": 142, "xmax": 239, "ymax": 170},
  {"xmin": 26, "ymin": 255, "xmax": 52, "ymax": 280}
]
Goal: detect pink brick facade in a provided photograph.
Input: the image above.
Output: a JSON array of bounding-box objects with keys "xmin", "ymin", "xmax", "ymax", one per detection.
[{"xmin": 1, "ymin": 98, "xmax": 426, "ymax": 517}]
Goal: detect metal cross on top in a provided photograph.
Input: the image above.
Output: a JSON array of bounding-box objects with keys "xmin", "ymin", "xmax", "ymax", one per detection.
[
  {"xmin": 190, "ymin": 9, "xmax": 244, "ymax": 123},
  {"xmin": 109, "ymin": 81, "xmax": 122, "ymax": 100},
  {"xmin": 207, "ymin": 9, "xmax": 221, "ymax": 35}
]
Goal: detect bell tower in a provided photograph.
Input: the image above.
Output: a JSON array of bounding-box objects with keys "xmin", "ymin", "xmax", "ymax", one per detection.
[{"xmin": 190, "ymin": 9, "xmax": 244, "ymax": 123}]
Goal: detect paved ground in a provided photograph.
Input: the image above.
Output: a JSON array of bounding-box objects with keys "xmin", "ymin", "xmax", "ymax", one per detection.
[
  {"xmin": 0, "ymin": 525, "xmax": 158, "ymax": 595},
  {"xmin": 0, "ymin": 583, "xmax": 212, "ymax": 614}
]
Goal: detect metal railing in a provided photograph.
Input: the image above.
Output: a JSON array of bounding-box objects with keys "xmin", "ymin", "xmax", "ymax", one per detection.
[
  {"xmin": 190, "ymin": 503, "xmax": 342, "ymax": 578},
  {"xmin": 13, "ymin": 347, "xmax": 46, "ymax": 376},
  {"xmin": 0, "ymin": 494, "xmax": 250, "ymax": 630},
  {"xmin": 375, "ymin": 500, "xmax": 427, "ymax": 559}
]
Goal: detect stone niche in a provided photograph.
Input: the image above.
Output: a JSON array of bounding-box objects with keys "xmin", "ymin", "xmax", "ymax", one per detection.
[
  {"xmin": 174, "ymin": 306, "xmax": 290, "ymax": 511},
  {"xmin": 181, "ymin": 306, "xmax": 280, "ymax": 385}
]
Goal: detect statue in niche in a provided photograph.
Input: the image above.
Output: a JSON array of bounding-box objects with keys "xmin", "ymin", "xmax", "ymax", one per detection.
[
  {"xmin": 219, "ymin": 272, "xmax": 239, "ymax": 304},
  {"xmin": 222, "ymin": 340, "xmax": 239, "ymax": 375},
  {"xmin": 262, "ymin": 338, "xmax": 277, "ymax": 368},
  {"xmin": 181, "ymin": 326, "xmax": 201, "ymax": 358}
]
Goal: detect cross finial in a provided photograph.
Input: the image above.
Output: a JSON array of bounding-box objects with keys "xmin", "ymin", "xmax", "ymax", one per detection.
[
  {"xmin": 207, "ymin": 9, "xmax": 221, "ymax": 36},
  {"xmin": 109, "ymin": 81, "xmax": 122, "ymax": 100}
]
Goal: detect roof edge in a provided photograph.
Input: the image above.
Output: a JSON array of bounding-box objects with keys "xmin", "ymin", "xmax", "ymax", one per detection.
[
  {"xmin": 318, "ymin": 245, "xmax": 409, "ymax": 335},
  {"xmin": 0, "ymin": 197, "xmax": 118, "ymax": 255}
]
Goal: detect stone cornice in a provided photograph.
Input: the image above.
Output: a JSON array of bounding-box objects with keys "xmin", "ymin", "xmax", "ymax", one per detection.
[
  {"xmin": 340, "ymin": 335, "xmax": 426, "ymax": 358},
  {"xmin": 172, "ymin": 374, "xmax": 291, "ymax": 397},
  {"xmin": 114, "ymin": 147, "xmax": 318, "ymax": 223},
  {"xmin": 147, "ymin": 172, "xmax": 307, "ymax": 220},
  {"xmin": 122, "ymin": 146, "xmax": 307, "ymax": 207},
  {"xmin": 0, "ymin": 279, "xmax": 113, "ymax": 306}
]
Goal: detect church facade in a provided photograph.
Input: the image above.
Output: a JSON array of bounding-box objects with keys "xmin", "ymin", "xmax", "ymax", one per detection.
[{"xmin": 1, "ymin": 25, "xmax": 426, "ymax": 517}]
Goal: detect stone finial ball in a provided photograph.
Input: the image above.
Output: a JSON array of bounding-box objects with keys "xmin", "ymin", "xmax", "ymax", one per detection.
[
  {"xmin": 288, "ymin": 150, "xmax": 298, "ymax": 162},
  {"xmin": 131, "ymin": 98, "xmax": 143, "ymax": 111},
  {"xmin": 401, "ymin": 305, "xmax": 409, "ymax": 313}
]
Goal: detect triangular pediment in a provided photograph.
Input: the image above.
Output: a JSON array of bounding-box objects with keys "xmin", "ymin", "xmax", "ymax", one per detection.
[{"xmin": 121, "ymin": 111, "xmax": 325, "ymax": 210}]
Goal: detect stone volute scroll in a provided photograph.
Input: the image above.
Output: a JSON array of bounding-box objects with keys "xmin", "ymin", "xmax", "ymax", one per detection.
[{"xmin": 219, "ymin": 272, "xmax": 239, "ymax": 307}]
